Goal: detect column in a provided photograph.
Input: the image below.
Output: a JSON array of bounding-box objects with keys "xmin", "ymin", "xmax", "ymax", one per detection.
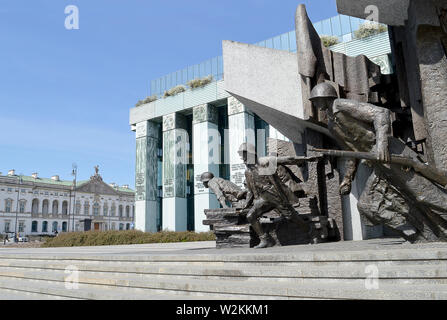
[
  {"xmin": 192, "ymin": 104, "xmax": 220, "ymax": 232},
  {"xmin": 162, "ymin": 113, "xmax": 188, "ymax": 231},
  {"xmin": 135, "ymin": 120, "xmax": 159, "ymax": 232},
  {"xmin": 227, "ymin": 96, "xmax": 255, "ymax": 188}
]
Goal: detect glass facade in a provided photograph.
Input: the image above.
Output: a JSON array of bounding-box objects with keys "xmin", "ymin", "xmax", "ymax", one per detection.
[{"xmin": 147, "ymin": 14, "xmax": 381, "ymax": 98}]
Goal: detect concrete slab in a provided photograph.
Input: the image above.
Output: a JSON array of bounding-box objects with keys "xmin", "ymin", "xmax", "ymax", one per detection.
[{"xmin": 1, "ymin": 238, "xmax": 447, "ymax": 259}]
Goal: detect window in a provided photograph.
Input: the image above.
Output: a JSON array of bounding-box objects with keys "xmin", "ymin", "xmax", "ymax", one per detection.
[
  {"xmin": 52, "ymin": 200, "xmax": 59, "ymax": 215},
  {"xmin": 62, "ymin": 222, "xmax": 67, "ymax": 232},
  {"xmin": 18, "ymin": 221, "xmax": 25, "ymax": 233},
  {"xmin": 84, "ymin": 202, "xmax": 90, "ymax": 215},
  {"xmin": 111, "ymin": 205, "xmax": 116, "ymax": 217},
  {"xmin": 119, "ymin": 205, "xmax": 123, "ymax": 217},
  {"xmin": 75, "ymin": 200, "xmax": 81, "ymax": 214},
  {"xmin": 32, "ymin": 199, "xmax": 39, "ymax": 214},
  {"xmin": 4, "ymin": 221, "xmax": 10, "ymax": 233},
  {"xmin": 126, "ymin": 206, "xmax": 130, "ymax": 218},
  {"xmin": 62, "ymin": 201, "xmax": 68, "ymax": 215},
  {"xmin": 103, "ymin": 206, "xmax": 108, "ymax": 216},
  {"xmin": 42, "ymin": 221, "xmax": 48, "ymax": 233},
  {"xmin": 31, "ymin": 221, "xmax": 38, "ymax": 233},
  {"xmin": 52, "ymin": 221, "xmax": 58, "ymax": 233},
  {"xmin": 111, "ymin": 222, "xmax": 116, "ymax": 230},
  {"xmin": 42, "ymin": 199, "xmax": 49, "ymax": 214},
  {"xmin": 5, "ymin": 199, "xmax": 12, "ymax": 213},
  {"xmin": 93, "ymin": 203, "xmax": 99, "ymax": 216},
  {"xmin": 7, "ymin": 188, "xmax": 12, "ymax": 192},
  {"xmin": 119, "ymin": 223, "xmax": 124, "ymax": 231},
  {"xmin": 126, "ymin": 223, "xmax": 130, "ymax": 230},
  {"xmin": 19, "ymin": 200, "xmax": 26, "ymax": 213}
]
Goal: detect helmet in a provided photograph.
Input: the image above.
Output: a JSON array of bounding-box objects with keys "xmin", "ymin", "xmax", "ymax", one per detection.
[
  {"xmin": 238, "ymin": 142, "xmax": 257, "ymax": 155},
  {"xmin": 200, "ymin": 172, "xmax": 214, "ymax": 183},
  {"xmin": 309, "ymin": 82, "xmax": 338, "ymax": 102}
]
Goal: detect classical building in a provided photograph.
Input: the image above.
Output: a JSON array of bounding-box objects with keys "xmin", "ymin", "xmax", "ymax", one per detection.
[
  {"xmin": 0, "ymin": 169, "xmax": 135, "ymax": 237},
  {"xmin": 129, "ymin": 13, "xmax": 393, "ymax": 237}
]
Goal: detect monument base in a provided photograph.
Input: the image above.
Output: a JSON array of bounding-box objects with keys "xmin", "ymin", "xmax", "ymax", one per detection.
[{"xmin": 203, "ymin": 208, "xmax": 338, "ymax": 249}]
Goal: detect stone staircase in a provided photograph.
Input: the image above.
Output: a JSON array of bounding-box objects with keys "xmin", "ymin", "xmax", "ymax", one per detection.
[{"xmin": 0, "ymin": 240, "xmax": 447, "ymax": 299}]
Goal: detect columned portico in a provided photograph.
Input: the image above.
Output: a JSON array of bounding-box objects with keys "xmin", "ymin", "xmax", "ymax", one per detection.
[
  {"xmin": 135, "ymin": 120, "xmax": 160, "ymax": 232},
  {"xmin": 227, "ymin": 97, "xmax": 255, "ymax": 188},
  {"xmin": 192, "ymin": 104, "xmax": 220, "ymax": 232},
  {"xmin": 162, "ymin": 113, "xmax": 188, "ymax": 231}
]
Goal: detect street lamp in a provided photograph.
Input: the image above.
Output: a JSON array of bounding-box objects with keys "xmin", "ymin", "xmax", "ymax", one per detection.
[
  {"xmin": 71, "ymin": 164, "xmax": 77, "ymax": 232},
  {"xmin": 14, "ymin": 175, "xmax": 22, "ymax": 242}
]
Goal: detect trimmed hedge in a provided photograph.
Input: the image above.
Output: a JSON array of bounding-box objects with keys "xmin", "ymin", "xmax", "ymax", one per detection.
[{"xmin": 42, "ymin": 230, "xmax": 216, "ymax": 247}]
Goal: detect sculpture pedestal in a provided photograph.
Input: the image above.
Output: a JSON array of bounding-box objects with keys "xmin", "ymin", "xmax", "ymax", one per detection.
[{"xmin": 203, "ymin": 208, "xmax": 338, "ymax": 249}]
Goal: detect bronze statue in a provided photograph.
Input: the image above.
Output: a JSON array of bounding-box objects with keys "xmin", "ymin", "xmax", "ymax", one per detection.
[
  {"xmin": 238, "ymin": 142, "xmax": 319, "ymax": 248},
  {"xmin": 200, "ymin": 172, "xmax": 247, "ymax": 208},
  {"xmin": 309, "ymin": 82, "xmax": 447, "ymax": 242}
]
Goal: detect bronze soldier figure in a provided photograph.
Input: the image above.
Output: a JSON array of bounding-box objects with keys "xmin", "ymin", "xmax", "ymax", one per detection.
[
  {"xmin": 200, "ymin": 172, "xmax": 247, "ymax": 208},
  {"xmin": 238, "ymin": 143, "xmax": 316, "ymax": 248}
]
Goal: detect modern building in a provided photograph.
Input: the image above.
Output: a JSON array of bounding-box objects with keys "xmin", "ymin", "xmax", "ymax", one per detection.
[
  {"xmin": 129, "ymin": 14, "xmax": 393, "ymax": 237},
  {"xmin": 0, "ymin": 169, "xmax": 135, "ymax": 238}
]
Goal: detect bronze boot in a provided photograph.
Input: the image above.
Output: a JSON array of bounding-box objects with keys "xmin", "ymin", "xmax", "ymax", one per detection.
[
  {"xmin": 254, "ymin": 234, "xmax": 275, "ymax": 249},
  {"xmin": 255, "ymin": 234, "xmax": 275, "ymax": 249}
]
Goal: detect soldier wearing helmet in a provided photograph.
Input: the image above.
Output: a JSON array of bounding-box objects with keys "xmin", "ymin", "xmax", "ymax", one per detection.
[
  {"xmin": 309, "ymin": 82, "xmax": 423, "ymax": 241},
  {"xmin": 309, "ymin": 82, "xmax": 391, "ymax": 196},
  {"xmin": 200, "ymin": 172, "xmax": 247, "ymax": 208}
]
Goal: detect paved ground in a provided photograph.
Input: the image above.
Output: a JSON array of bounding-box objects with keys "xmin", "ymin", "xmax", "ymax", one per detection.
[{"xmin": 0, "ymin": 238, "xmax": 447, "ymax": 258}]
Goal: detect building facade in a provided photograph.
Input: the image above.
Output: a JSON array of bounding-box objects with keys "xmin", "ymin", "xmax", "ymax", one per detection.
[
  {"xmin": 129, "ymin": 14, "xmax": 393, "ymax": 238},
  {"xmin": 0, "ymin": 169, "xmax": 135, "ymax": 238}
]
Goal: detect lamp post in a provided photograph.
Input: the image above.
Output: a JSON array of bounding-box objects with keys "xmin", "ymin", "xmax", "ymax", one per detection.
[
  {"xmin": 14, "ymin": 175, "xmax": 22, "ymax": 242},
  {"xmin": 71, "ymin": 164, "xmax": 77, "ymax": 232}
]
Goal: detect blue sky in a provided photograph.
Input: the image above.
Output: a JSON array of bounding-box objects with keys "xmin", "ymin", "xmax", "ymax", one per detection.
[{"xmin": 0, "ymin": 0, "xmax": 337, "ymax": 187}]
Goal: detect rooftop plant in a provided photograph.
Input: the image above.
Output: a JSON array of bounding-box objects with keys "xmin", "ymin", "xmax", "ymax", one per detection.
[
  {"xmin": 320, "ymin": 35, "xmax": 340, "ymax": 47},
  {"xmin": 135, "ymin": 95, "xmax": 158, "ymax": 107},
  {"xmin": 187, "ymin": 75, "xmax": 214, "ymax": 89},
  {"xmin": 163, "ymin": 85, "xmax": 186, "ymax": 98},
  {"xmin": 354, "ymin": 22, "xmax": 388, "ymax": 39}
]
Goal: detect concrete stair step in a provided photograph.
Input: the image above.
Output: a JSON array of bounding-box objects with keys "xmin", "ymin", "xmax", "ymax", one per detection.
[
  {"xmin": 0, "ymin": 275, "xmax": 280, "ymax": 300},
  {"xmin": 0, "ymin": 287, "xmax": 77, "ymax": 300},
  {"xmin": 1, "ymin": 247, "xmax": 447, "ymax": 266},
  {"xmin": 0, "ymin": 262, "xmax": 446, "ymax": 285},
  {"xmin": 0, "ymin": 268, "xmax": 446, "ymax": 299}
]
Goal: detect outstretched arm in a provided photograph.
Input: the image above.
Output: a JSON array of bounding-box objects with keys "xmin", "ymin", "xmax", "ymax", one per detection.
[{"xmin": 333, "ymin": 99, "xmax": 391, "ymax": 162}]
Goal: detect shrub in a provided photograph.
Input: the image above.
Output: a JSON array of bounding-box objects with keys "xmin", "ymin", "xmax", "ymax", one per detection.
[
  {"xmin": 187, "ymin": 75, "xmax": 214, "ymax": 89},
  {"xmin": 320, "ymin": 35, "xmax": 340, "ymax": 47},
  {"xmin": 354, "ymin": 22, "xmax": 388, "ymax": 39},
  {"xmin": 135, "ymin": 95, "xmax": 158, "ymax": 107},
  {"xmin": 41, "ymin": 230, "xmax": 216, "ymax": 247},
  {"xmin": 163, "ymin": 85, "xmax": 186, "ymax": 98}
]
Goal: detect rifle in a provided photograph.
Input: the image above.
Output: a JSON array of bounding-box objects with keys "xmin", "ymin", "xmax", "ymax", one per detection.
[{"xmin": 310, "ymin": 148, "xmax": 447, "ymax": 187}]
